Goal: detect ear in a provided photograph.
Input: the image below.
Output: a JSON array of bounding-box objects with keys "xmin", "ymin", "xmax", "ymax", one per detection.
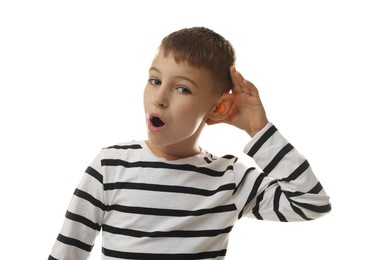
[{"xmin": 206, "ymin": 93, "xmax": 234, "ymax": 125}]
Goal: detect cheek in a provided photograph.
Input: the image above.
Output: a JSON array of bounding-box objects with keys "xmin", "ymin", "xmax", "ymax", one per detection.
[
  {"xmin": 143, "ymin": 87, "xmax": 151, "ymax": 108},
  {"xmin": 178, "ymin": 106, "xmax": 207, "ymax": 127},
  {"xmin": 185, "ymin": 102, "xmax": 213, "ymax": 119},
  {"xmin": 143, "ymin": 86, "xmax": 149, "ymax": 99}
]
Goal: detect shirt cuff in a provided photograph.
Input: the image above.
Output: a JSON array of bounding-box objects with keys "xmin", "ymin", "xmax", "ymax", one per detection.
[{"xmin": 243, "ymin": 122, "xmax": 274, "ymax": 155}]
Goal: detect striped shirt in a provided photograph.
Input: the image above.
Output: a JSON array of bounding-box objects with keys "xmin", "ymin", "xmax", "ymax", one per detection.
[{"xmin": 48, "ymin": 123, "xmax": 331, "ymax": 259}]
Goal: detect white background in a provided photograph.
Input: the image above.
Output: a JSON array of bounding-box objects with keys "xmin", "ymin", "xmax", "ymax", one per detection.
[{"xmin": 1, "ymin": 0, "xmax": 377, "ymax": 259}]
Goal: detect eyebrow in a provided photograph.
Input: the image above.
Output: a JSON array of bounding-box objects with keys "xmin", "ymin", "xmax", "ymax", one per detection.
[{"xmin": 149, "ymin": 67, "xmax": 199, "ymax": 89}]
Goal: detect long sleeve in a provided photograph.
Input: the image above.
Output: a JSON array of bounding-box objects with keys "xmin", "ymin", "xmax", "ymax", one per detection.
[
  {"xmin": 49, "ymin": 152, "xmax": 105, "ymax": 260},
  {"xmin": 234, "ymin": 123, "xmax": 331, "ymax": 221},
  {"xmin": 48, "ymin": 125, "xmax": 331, "ymax": 259}
]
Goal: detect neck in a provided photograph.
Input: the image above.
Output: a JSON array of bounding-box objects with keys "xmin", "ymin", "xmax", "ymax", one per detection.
[{"xmin": 145, "ymin": 140, "xmax": 201, "ymax": 160}]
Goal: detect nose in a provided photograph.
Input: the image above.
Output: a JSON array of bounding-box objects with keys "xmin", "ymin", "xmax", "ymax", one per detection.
[{"xmin": 151, "ymin": 88, "xmax": 168, "ymax": 108}]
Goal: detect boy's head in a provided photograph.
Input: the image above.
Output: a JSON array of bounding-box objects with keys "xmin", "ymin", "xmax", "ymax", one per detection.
[
  {"xmin": 159, "ymin": 27, "xmax": 236, "ymax": 94},
  {"xmin": 144, "ymin": 27, "xmax": 237, "ymax": 159}
]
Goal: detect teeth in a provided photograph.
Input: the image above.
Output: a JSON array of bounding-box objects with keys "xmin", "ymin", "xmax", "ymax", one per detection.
[{"xmin": 151, "ymin": 116, "xmax": 165, "ymax": 127}]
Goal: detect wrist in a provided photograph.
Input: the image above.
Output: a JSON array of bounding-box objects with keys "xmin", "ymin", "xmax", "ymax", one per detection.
[{"xmin": 246, "ymin": 118, "xmax": 269, "ymax": 138}]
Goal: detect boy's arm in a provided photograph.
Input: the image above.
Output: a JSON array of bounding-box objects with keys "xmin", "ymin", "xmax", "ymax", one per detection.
[
  {"xmin": 49, "ymin": 152, "xmax": 105, "ymax": 260},
  {"xmin": 237, "ymin": 122, "xmax": 331, "ymax": 220},
  {"xmin": 226, "ymin": 67, "xmax": 331, "ymax": 220}
]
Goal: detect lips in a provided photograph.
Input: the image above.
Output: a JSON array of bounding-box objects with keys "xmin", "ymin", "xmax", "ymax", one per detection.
[
  {"xmin": 151, "ymin": 116, "xmax": 165, "ymax": 127},
  {"xmin": 147, "ymin": 114, "xmax": 166, "ymax": 131}
]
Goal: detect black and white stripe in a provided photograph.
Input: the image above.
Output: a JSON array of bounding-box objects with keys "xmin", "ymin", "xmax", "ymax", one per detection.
[{"xmin": 49, "ymin": 126, "xmax": 331, "ymax": 259}]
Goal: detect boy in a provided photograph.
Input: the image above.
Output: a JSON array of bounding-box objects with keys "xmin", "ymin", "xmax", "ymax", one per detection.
[{"xmin": 49, "ymin": 27, "xmax": 331, "ymax": 259}]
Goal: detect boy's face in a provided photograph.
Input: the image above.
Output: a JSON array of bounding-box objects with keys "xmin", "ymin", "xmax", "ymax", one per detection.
[{"xmin": 143, "ymin": 51, "xmax": 219, "ymax": 158}]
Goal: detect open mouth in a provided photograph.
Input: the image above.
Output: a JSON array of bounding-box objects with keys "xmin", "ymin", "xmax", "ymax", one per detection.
[{"xmin": 151, "ymin": 116, "xmax": 165, "ymax": 127}]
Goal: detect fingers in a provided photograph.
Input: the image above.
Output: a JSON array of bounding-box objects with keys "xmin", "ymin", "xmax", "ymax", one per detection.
[
  {"xmin": 230, "ymin": 66, "xmax": 258, "ymax": 96},
  {"xmin": 230, "ymin": 66, "xmax": 243, "ymax": 93}
]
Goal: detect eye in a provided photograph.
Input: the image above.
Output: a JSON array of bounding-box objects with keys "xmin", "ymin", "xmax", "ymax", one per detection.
[
  {"xmin": 149, "ymin": 78, "xmax": 161, "ymax": 86},
  {"xmin": 177, "ymin": 86, "xmax": 192, "ymax": 95}
]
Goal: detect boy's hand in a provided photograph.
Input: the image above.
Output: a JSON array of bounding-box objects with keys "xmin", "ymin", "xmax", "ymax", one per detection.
[{"xmin": 224, "ymin": 66, "xmax": 269, "ymax": 137}]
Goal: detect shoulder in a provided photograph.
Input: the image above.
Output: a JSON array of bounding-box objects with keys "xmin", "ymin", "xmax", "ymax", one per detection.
[
  {"xmin": 201, "ymin": 152, "xmax": 238, "ymax": 165},
  {"xmin": 99, "ymin": 140, "xmax": 146, "ymax": 160},
  {"xmin": 103, "ymin": 140, "xmax": 144, "ymax": 151},
  {"xmin": 199, "ymin": 149, "xmax": 240, "ymax": 175}
]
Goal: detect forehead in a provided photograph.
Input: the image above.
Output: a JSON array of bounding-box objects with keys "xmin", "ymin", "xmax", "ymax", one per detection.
[{"xmin": 151, "ymin": 51, "xmax": 215, "ymax": 88}]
